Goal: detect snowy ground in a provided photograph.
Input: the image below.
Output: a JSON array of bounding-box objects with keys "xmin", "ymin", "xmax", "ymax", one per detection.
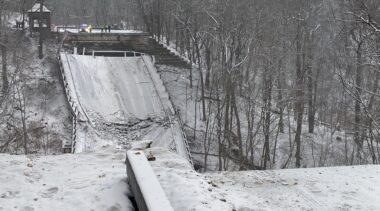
[
  {"xmin": 209, "ymin": 165, "xmax": 380, "ymax": 211},
  {"xmin": 0, "ymin": 146, "xmax": 133, "ymax": 211},
  {"xmin": 146, "ymin": 147, "xmax": 234, "ymax": 211},
  {"xmin": 146, "ymin": 146, "xmax": 380, "ymax": 211}
]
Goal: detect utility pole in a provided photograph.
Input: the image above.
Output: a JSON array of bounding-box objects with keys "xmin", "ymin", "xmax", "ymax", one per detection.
[{"xmin": 38, "ymin": 0, "xmax": 44, "ymax": 59}]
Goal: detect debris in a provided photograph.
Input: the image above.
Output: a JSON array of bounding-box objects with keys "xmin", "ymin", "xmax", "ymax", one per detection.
[{"xmin": 147, "ymin": 151, "xmax": 156, "ymax": 161}]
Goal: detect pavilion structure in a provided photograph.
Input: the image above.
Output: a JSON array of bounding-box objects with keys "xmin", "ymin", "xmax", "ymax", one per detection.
[{"xmin": 28, "ymin": 0, "xmax": 51, "ymax": 33}]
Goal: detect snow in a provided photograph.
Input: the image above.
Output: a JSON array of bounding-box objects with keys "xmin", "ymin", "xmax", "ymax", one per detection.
[
  {"xmin": 59, "ymin": 53, "xmax": 190, "ymax": 163},
  {"xmin": 3, "ymin": 13, "xmax": 27, "ymax": 28},
  {"xmin": 146, "ymin": 147, "xmax": 234, "ymax": 211},
  {"xmin": 126, "ymin": 150, "xmax": 174, "ymax": 211},
  {"xmin": 2, "ymin": 27, "xmax": 380, "ymax": 211},
  {"xmin": 207, "ymin": 165, "xmax": 380, "ymax": 211},
  {"xmin": 60, "ymin": 54, "xmax": 165, "ymax": 123},
  {"xmin": 1, "ymin": 34, "xmax": 71, "ymax": 154},
  {"xmin": 147, "ymin": 146, "xmax": 380, "ymax": 211},
  {"xmin": 0, "ymin": 146, "xmax": 133, "ymax": 211},
  {"xmin": 27, "ymin": 3, "xmax": 51, "ymax": 13}
]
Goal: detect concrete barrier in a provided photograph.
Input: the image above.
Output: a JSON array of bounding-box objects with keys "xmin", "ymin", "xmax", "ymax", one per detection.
[{"xmin": 126, "ymin": 150, "xmax": 174, "ymax": 211}]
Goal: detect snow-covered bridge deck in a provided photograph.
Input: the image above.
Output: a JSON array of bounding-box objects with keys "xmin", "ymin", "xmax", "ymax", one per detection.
[{"xmin": 60, "ymin": 54, "xmax": 167, "ymax": 122}]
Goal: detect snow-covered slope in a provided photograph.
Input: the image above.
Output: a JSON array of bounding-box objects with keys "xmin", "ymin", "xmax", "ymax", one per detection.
[{"xmin": 0, "ymin": 147, "xmax": 133, "ymax": 211}]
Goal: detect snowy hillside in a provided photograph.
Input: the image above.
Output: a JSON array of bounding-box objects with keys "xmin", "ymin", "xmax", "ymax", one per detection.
[{"xmin": 0, "ymin": 32, "xmax": 71, "ymax": 155}]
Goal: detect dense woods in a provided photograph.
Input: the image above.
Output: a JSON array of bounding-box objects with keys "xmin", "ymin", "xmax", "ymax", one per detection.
[
  {"xmin": 132, "ymin": 0, "xmax": 380, "ymax": 170},
  {"xmin": 1, "ymin": 0, "xmax": 380, "ymax": 170}
]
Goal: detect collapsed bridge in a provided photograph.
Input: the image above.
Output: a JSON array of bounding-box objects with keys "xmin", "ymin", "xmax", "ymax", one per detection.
[{"xmin": 57, "ymin": 32, "xmax": 192, "ymax": 164}]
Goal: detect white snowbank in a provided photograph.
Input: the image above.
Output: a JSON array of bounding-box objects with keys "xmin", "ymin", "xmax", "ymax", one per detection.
[
  {"xmin": 207, "ymin": 165, "xmax": 380, "ymax": 211},
  {"xmin": 0, "ymin": 147, "xmax": 133, "ymax": 211},
  {"xmin": 146, "ymin": 147, "xmax": 380, "ymax": 211}
]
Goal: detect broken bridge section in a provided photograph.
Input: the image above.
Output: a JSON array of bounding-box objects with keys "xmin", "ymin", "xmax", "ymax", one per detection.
[{"xmin": 59, "ymin": 52, "xmax": 191, "ymax": 163}]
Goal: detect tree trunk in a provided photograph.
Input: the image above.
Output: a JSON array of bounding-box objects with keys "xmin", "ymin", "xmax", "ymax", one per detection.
[
  {"xmin": 1, "ymin": 35, "xmax": 8, "ymax": 95},
  {"xmin": 231, "ymin": 85, "xmax": 243, "ymax": 168},
  {"xmin": 294, "ymin": 22, "xmax": 305, "ymax": 168},
  {"xmin": 306, "ymin": 34, "xmax": 315, "ymax": 133},
  {"xmin": 262, "ymin": 64, "xmax": 272, "ymax": 169},
  {"xmin": 222, "ymin": 76, "xmax": 231, "ymax": 170},
  {"xmin": 354, "ymin": 42, "xmax": 363, "ymax": 157},
  {"xmin": 277, "ymin": 62, "xmax": 285, "ymax": 133},
  {"xmin": 205, "ymin": 40, "xmax": 211, "ymax": 89},
  {"xmin": 195, "ymin": 37, "xmax": 206, "ymax": 121}
]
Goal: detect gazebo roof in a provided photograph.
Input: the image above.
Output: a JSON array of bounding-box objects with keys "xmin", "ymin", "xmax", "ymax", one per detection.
[{"xmin": 28, "ymin": 3, "xmax": 51, "ymax": 13}]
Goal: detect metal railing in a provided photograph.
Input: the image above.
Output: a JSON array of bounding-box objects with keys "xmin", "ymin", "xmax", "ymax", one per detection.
[
  {"xmin": 175, "ymin": 107, "xmax": 194, "ymax": 167},
  {"xmin": 57, "ymin": 54, "xmax": 81, "ymax": 153},
  {"xmin": 141, "ymin": 56, "xmax": 194, "ymax": 167},
  {"xmin": 90, "ymin": 50, "xmax": 144, "ymax": 57},
  {"xmin": 57, "ymin": 32, "xmax": 81, "ymax": 153}
]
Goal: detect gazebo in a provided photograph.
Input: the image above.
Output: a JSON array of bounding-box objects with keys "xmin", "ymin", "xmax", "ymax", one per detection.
[{"xmin": 28, "ymin": 0, "xmax": 51, "ymax": 33}]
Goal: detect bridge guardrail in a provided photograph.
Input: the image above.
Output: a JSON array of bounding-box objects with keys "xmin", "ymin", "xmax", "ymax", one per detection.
[
  {"xmin": 57, "ymin": 31, "xmax": 81, "ymax": 153},
  {"xmin": 141, "ymin": 56, "xmax": 194, "ymax": 167},
  {"xmin": 90, "ymin": 50, "xmax": 144, "ymax": 57},
  {"xmin": 57, "ymin": 54, "xmax": 81, "ymax": 153},
  {"xmin": 126, "ymin": 150, "xmax": 174, "ymax": 211}
]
